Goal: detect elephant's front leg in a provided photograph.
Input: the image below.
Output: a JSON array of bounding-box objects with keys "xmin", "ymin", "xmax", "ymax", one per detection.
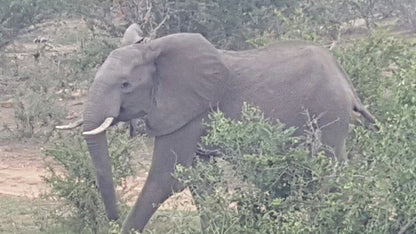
[{"xmin": 121, "ymin": 117, "xmax": 204, "ymax": 233}]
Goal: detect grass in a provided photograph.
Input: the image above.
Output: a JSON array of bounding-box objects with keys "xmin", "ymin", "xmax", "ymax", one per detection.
[
  {"xmin": 146, "ymin": 210, "xmax": 201, "ymax": 233},
  {"xmin": 0, "ymin": 196, "xmax": 59, "ymax": 234},
  {"xmin": 0, "ymin": 195, "xmax": 200, "ymax": 233}
]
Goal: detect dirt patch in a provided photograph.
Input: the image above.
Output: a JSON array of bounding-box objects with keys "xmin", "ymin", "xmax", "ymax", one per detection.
[{"xmin": 0, "ymin": 143, "xmax": 47, "ymax": 197}]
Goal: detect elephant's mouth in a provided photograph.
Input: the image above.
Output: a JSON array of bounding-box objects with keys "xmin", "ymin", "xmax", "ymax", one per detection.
[
  {"xmin": 116, "ymin": 109, "xmax": 148, "ymax": 122},
  {"xmin": 83, "ymin": 112, "xmax": 147, "ymax": 136}
]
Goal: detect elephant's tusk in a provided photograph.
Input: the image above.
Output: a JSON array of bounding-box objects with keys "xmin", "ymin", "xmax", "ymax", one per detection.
[
  {"xmin": 55, "ymin": 119, "xmax": 84, "ymax": 130},
  {"xmin": 82, "ymin": 117, "xmax": 114, "ymax": 136}
]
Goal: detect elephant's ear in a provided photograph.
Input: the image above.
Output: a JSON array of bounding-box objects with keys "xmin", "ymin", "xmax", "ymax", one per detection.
[
  {"xmin": 144, "ymin": 33, "xmax": 231, "ymax": 136},
  {"xmin": 121, "ymin": 23, "xmax": 144, "ymax": 46}
]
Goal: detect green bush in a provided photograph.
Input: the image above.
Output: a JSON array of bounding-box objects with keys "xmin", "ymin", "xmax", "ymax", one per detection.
[
  {"xmin": 65, "ymin": 38, "xmax": 117, "ymax": 91},
  {"xmin": 5, "ymin": 36, "xmax": 116, "ymax": 141},
  {"xmin": 76, "ymin": 38, "xmax": 117, "ymax": 73},
  {"xmin": 339, "ymin": 33, "xmax": 416, "ymax": 233},
  {"xmin": 13, "ymin": 73, "xmax": 65, "ymax": 140},
  {"xmin": 177, "ymin": 105, "xmax": 335, "ymax": 233},
  {"xmin": 0, "ymin": 0, "xmax": 68, "ymax": 44},
  {"xmin": 175, "ymin": 34, "xmax": 416, "ymax": 233},
  {"xmin": 41, "ymin": 129, "xmax": 139, "ymax": 233}
]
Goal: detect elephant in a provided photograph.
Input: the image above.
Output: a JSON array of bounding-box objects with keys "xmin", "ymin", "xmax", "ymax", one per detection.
[{"xmin": 76, "ymin": 29, "xmax": 376, "ymax": 233}]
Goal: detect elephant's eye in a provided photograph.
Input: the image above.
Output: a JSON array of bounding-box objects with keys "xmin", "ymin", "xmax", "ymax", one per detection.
[{"xmin": 121, "ymin": 82, "xmax": 131, "ymax": 90}]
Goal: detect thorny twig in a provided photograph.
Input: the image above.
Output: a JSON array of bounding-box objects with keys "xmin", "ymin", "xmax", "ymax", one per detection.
[{"xmin": 302, "ymin": 109, "xmax": 337, "ymax": 157}]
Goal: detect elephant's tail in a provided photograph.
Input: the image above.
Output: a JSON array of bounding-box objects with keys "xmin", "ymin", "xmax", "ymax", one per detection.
[
  {"xmin": 352, "ymin": 103, "xmax": 379, "ymax": 130},
  {"xmin": 335, "ymin": 60, "xmax": 379, "ymax": 130}
]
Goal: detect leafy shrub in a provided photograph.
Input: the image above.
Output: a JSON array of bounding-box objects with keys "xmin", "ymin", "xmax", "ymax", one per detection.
[
  {"xmin": 13, "ymin": 73, "xmax": 65, "ymax": 140},
  {"xmin": 334, "ymin": 30, "xmax": 409, "ymax": 113},
  {"xmin": 396, "ymin": 0, "xmax": 416, "ymax": 32},
  {"xmin": 58, "ymin": 37, "xmax": 118, "ymax": 99},
  {"xmin": 340, "ymin": 33, "xmax": 416, "ymax": 233},
  {"xmin": 117, "ymin": 0, "xmax": 288, "ymax": 49},
  {"xmin": 42, "ymin": 129, "xmax": 139, "ymax": 233},
  {"xmin": 175, "ymin": 34, "xmax": 416, "ymax": 233},
  {"xmin": 76, "ymin": 38, "xmax": 117, "ymax": 72},
  {"xmin": 0, "ymin": 0, "xmax": 69, "ymax": 45},
  {"xmin": 14, "ymin": 91, "xmax": 64, "ymax": 139},
  {"xmin": 177, "ymin": 105, "xmax": 333, "ymax": 233},
  {"xmin": 3, "ymin": 18, "xmax": 117, "ymax": 139}
]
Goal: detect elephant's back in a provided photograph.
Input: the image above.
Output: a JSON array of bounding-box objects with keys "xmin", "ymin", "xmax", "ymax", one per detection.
[{"xmin": 220, "ymin": 42, "xmax": 355, "ymax": 135}]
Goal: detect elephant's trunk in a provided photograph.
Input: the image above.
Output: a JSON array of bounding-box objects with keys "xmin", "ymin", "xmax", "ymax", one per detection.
[
  {"xmin": 83, "ymin": 121, "xmax": 119, "ymax": 220},
  {"xmin": 82, "ymin": 85, "xmax": 121, "ymax": 220}
]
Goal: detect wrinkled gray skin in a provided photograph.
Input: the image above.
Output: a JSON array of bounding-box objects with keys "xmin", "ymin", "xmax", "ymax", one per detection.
[{"xmin": 83, "ymin": 31, "xmax": 375, "ymax": 233}]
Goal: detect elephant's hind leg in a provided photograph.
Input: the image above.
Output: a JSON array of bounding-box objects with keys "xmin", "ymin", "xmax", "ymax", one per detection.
[{"xmin": 319, "ymin": 118, "xmax": 349, "ymax": 161}]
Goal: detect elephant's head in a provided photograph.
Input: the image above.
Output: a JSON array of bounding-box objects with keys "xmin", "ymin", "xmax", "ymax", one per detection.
[{"xmin": 82, "ymin": 33, "xmax": 231, "ymax": 220}]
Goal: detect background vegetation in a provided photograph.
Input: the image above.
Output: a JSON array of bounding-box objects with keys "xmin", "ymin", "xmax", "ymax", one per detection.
[{"xmin": 0, "ymin": 0, "xmax": 415, "ymax": 233}]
